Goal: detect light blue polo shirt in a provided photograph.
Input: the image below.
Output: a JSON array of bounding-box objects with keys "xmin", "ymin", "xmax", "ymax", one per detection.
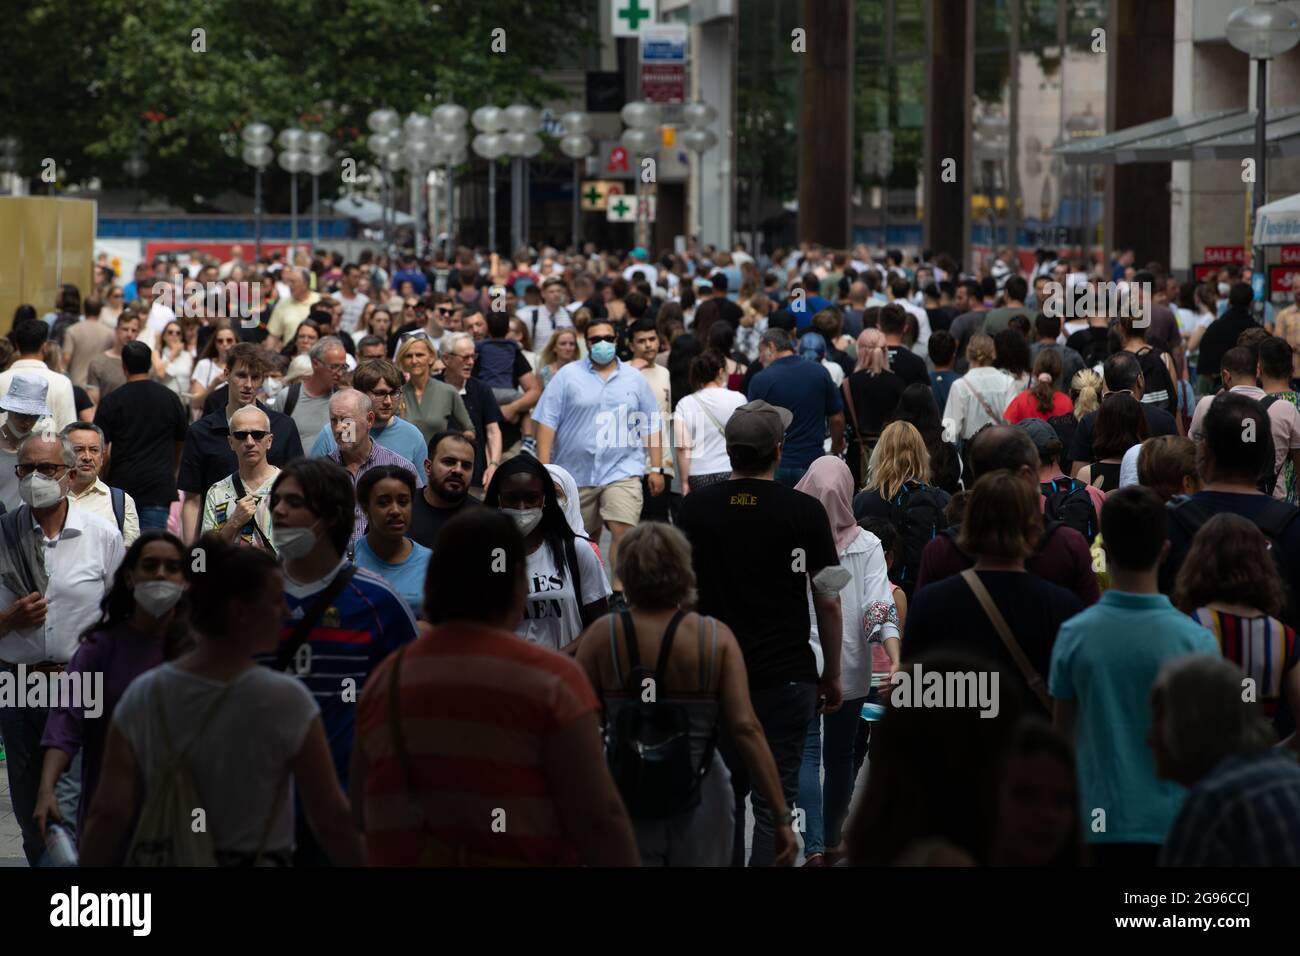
[
  {"xmin": 1048, "ymin": 590, "xmax": 1218, "ymax": 844},
  {"xmin": 531, "ymin": 357, "xmax": 661, "ymax": 488},
  {"xmin": 310, "ymin": 415, "xmax": 429, "ymax": 475}
]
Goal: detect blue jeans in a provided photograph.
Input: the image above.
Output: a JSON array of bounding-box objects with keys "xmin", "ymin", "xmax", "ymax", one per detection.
[
  {"xmin": 719, "ymin": 681, "xmax": 817, "ymax": 866},
  {"xmin": 0, "ymin": 698, "xmax": 81, "ymax": 865},
  {"xmin": 797, "ymin": 715, "xmax": 826, "ymax": 856},
  {"xmin": 774, "ymin": 463, "xmax": 810, "ymax": 489},
  {"xmin": 823, "ymin": 697, "xmax": 869, "ymax": 849},
  {"xmin": 137, "ymin": 505, "xmax": 171, "ymax": 531}
]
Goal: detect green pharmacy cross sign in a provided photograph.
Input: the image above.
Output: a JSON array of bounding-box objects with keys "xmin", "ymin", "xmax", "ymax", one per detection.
[
  {"xmin": 583, "ymin": 186, "xmax": 603, "ymax": 205},
  {"xmin": 611, "ymin": 197, "xmax": 631, "ymax": 216},
  {"xmin": 617, "ymin": 0, "xmax": 652, "ymax": 31}
]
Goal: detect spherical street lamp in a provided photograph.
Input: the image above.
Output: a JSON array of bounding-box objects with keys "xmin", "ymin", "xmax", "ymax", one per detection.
[
  {"xmin": 559, "ymin": 112, "xmax": 594, "ymax": 252},
  {"xmin": 1227, "ymin": 0, "xmax": 1300, "ymax": 297},
  {"xmin": 241, "ymin": 123, "xmax": 275, "ymax": 258}
]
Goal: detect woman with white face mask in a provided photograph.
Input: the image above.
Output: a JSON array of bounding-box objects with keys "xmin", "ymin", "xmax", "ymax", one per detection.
[
  {"xmin": 486, "ymin": 456, "xmax": 611, "ymax": 652},
  {"xmin": 33, "ymin": 531, "xmax": 191, "ymax": 844}
]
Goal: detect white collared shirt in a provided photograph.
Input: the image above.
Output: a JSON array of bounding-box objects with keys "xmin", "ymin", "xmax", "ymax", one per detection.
[
  {"xmin": 0, "ymin": 502, "xmax": 125, "ymax": 664},
  {"xmin": 68, "ymin": 478, "xmax": 140, "ymax": 547}
]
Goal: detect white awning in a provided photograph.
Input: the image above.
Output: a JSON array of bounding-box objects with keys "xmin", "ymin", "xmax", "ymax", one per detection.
[{"xmin": 1254, "ymin": 192, "xmax": 1300, "ymax": 246}]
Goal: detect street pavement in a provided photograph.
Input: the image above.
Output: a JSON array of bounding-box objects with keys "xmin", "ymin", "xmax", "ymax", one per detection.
[{"xmin": 0, "ymin": 758, "xmax": 25, "ymax": 865}]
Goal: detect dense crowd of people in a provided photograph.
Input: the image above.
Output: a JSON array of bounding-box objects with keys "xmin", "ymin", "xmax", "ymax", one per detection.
[{"xmin": 2, "ymin": 237, "xmax": 1299, "ymax": 867}]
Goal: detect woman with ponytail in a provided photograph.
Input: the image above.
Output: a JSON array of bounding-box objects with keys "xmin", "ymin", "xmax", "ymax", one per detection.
[
  {"xmin": 1003, "ymin": 349, "xmax": 1072, "ymax": 423},
  {"xmin": 843, "ymin": 328, "xmax": 905, "ymax": 488},
  {"xmin": 1050, "ymin": 369, "xmax": 1103, "ymax": 475}
]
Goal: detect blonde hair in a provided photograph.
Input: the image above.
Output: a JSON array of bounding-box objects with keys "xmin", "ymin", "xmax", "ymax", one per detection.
[
  {"xmin": 616, "ymin": 522, "xmax": 697, "ymax": 610},
  {"xmin": 866, "ymin": 421, "xmax": 931, "ymax": 500},
  {"xmin": 1070, "ymin": 368, "xmax": 1103, "ymax": 420},
  {"xmin": 539, "ymin": 327, "xmax": 580, "ymax": 369},
  {"xmin": 967, "ymin": 333, "xmax": 996, "ymax": 367},
  {"xmin": 855, "ymin": 328, "xmax": 888, "ymax": 374}
]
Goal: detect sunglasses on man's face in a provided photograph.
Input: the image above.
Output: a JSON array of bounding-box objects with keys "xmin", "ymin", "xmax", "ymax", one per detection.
[
  {"xmin": 232, "ymin": 430, "xmax": 270, "ymax": 442},
  {"xmin": 587, "ymin": 334, "xmax": 617, "ymax": 344},
  {"xmin": 15, "ymin": 463, "xmax": 66, "ymax": 478}
]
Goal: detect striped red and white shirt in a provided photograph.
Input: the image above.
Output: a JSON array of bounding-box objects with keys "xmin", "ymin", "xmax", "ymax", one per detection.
[{"xmin": 356, "ymin": 623, "xmax": 599, "ymax": 865}]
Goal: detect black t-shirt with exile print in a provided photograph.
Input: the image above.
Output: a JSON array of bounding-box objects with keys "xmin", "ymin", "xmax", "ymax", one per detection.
[{"xmin": 676, "ymin": 477, "xmax": 840, "ymax": 690}]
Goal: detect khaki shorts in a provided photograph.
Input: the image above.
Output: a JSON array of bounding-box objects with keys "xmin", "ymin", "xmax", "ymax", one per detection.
[{"xmin": 579, "ymin": 477, "xmax": 643, "ymax": 537}]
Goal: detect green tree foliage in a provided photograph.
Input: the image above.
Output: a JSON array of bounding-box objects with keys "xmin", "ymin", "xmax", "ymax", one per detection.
[{"xmin": 1, "ymin": 0, "xmax": 596, "ymax": 208}]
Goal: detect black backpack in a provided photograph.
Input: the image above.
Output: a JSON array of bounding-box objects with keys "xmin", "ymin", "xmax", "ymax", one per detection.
[
  {"xmin": 1134, "ymin": 346, "xmax": 1177, "ymax": 417},
  {"xmin": 1041, "ymin": 477, "xmax": 1098, "ymax": 543},
  {"xmin": 887, "ymin": 482, "xmax": 950, "ymax": 596},
  {"xmin": 604, "ymin": 610, "xmax": 716, "ymax": 820}
]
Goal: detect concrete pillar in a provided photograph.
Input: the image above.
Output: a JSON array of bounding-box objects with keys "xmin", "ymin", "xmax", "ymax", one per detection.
[
  {"xmin": 693, "ymin": 14, "xmax": 736, "ymax": 249},
  {"xmin": 923, "ymin": 0, "xmax": 967, "ymax": 262},
  {"xmin": 1109, "ymin": 0, "xmax": 1174, "ymax": 268},
  {"xmin": 797, "ymin": 0, "xmax": 853, "ymax": 247}
]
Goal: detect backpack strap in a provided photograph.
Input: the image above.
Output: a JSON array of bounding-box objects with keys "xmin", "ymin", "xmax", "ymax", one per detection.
[
  {"xmin": 386, "ymin": 645, "xmax": 433, "ymax": 838},
  {"xmin": 651, "ymin": 609, "xmax": 688, "ymax": 699},
  {"xmin": 617, "ymin": 609, "xmax": 642, "ymax": 692},
  {"xmin": 697, "ymin": 615, "xmax": 718, "ymax": 692},
  {"xmin": 959, "ymin": 569, "xmax": 1051, "ymax": 711},
  {"xmin": 283, "ymin": 382, "xmax": 301, "ymax": 418},
  {"xmin": 607, "ymin": 613, "xmax": 622, "ymax": 684},
  {"xmin": 841, "ymin": 376, "xmax": 864, "ymax": 440},
  {"xmin": 272, "ymin": 565, "xmax": 357, "ymax": 672},
  {"xmin": 230, "ymin": 472, "xmax": 274, "ymax": 551},
  {"xmin": 1254, "ymin": 497, "xmax": 1300, "ymax": 541},
  {"xmin": 563, "ymin": 535, "xmax": 584, "ymax": 612},
  {"xmin": 110, "ymin": 486, "xmax": 126, "ymax": 533},
  {"xmin": 1166, "ymin": 495, "xmax": 1213, "ymax": 540}
]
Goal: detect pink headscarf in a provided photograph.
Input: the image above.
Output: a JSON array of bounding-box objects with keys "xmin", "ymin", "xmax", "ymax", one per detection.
[
  {"xmin": 795, "ymin": 456, "xmax": 860, "ymax": 554},
  {"xmin": 855, "ymin": 328, "xmax": 888, "ymax": 375}
]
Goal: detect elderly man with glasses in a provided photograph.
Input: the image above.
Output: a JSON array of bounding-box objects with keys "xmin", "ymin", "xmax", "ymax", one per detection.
[
  {"xmin": 322, "ymin": 388, "xmax": 423, "ymax": 548},
  {"xmin": 62, "ymin": 421, "xmax": 139, "ymax": 546},
  {"xmin": 271, "ymin": 336, "xmax": 347, "ymax": 451},
  {"xmin": 437, "ymin": 332, "xmax": 503, "ymax": 493},
  {"xmin": 0, "ymin": 430, "xmax": 124, "ymax": 864},
  {"xmin": 309, "ymin": 359, "xmax": 428, "ymax": 475}
]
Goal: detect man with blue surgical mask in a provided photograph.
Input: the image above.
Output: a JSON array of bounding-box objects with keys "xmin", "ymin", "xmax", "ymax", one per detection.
[
  {"xmin": 533, "ymin": 319, "xmax": 665, "ymax": 608},
  {"xmin": 0, "ymin": 430, "xmax": 124, "ymax": 864}
]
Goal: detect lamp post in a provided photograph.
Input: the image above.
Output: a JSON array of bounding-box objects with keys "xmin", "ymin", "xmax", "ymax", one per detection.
[
  {"xmin": 303, "ymin": 131, "xmax": 331, "ymax": 255},
  {"xmin": 240, "ymin": 123, "xmax": 274, "ymax": 260},
  {"xmin": 433, "ymin": 104, "xmax": 469, "ymax": 257},
  {"xmin": 681, "ymin": 102, "xmax": 719, "ymax": 249},
  {"xmin": 621, "ymin": 101, "xmax": 662, "ymax": 251},
  {"xmin": 367, "ymin": 109, "xmax": 401, "ymax": 256},
  {"xmin": 503, "ymin": 104, "xmax": 543, "ymax": 255},
  {"xmin": 0, "ymin": 136, "xmax": 21, "ymax": 196},
  {"xmin": 404, "ymin": 113, "xmax": 436, "ymax": 256},
  {"xmin": 559, "ymin": 112, "xmax": 594, "ymax": 252},
  {"xmin": 472, "ymin": 107, "xmax": 508, "ymax": 254},
  {"xmin": 123, "ymin": 151, "xmax": 148, "ymax": 211},
  {"xmin": 277, "ymin": 127, "xmax": 306, "ymax": 261},
  {"xmin": 1227, "ymin": 0, "xmax": 1300, "ymax": 308}
]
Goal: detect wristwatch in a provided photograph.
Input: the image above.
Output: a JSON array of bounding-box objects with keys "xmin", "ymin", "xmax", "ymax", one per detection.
[
  {"xmin": 648, "ymin": 466, "xmax": 667, "ymax": 475},
  {"xmin": 487, "ymin": 459, "xmax": 500, "ymax": 467}
]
